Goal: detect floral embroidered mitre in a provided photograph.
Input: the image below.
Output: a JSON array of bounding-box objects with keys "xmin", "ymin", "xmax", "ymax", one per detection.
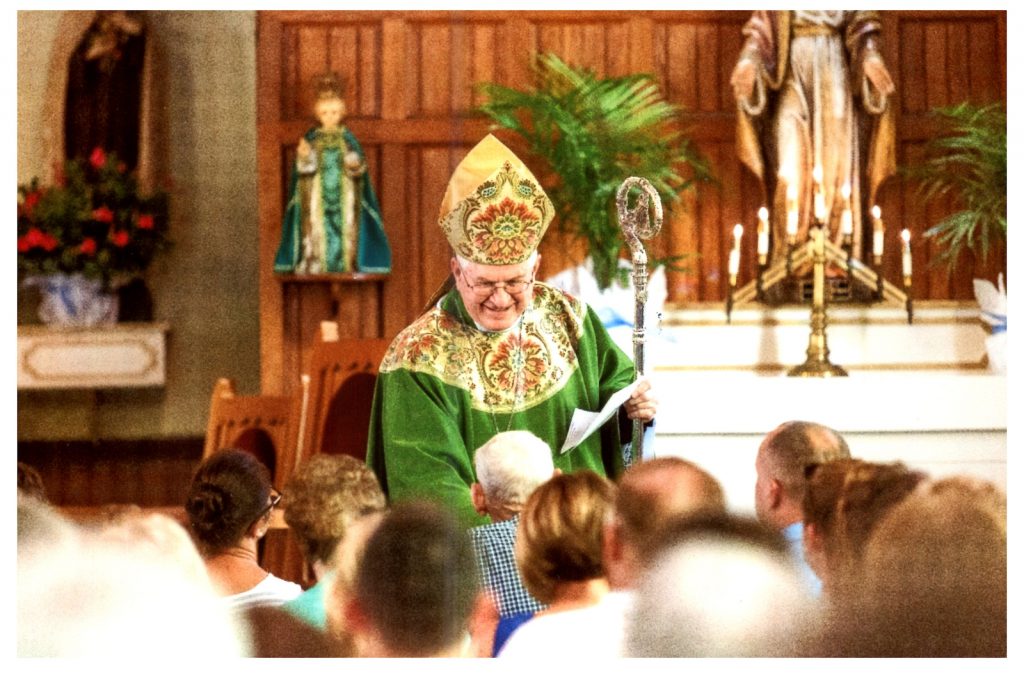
[{"xmin": 439, "ymin": 135, "xmax": 554, "ymax": 265}]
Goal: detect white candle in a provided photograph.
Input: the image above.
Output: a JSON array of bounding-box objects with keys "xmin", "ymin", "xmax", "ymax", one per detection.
[
  {"xmin": 757, "ymin": 206, "xmax": 769, "ymax": 263},
  {"xmin": 872, "ymin": 205, "xmax": 884, "ymax": 257},
  {"xmin": 901, "ymin": 229, "xmax": 912, "ymax": 278},
  {"xmin": 840, "ymin": 183, "xmax": 853, "ymax": 237},
  {"xmin": 813, "ymin": 165, "xmax": 827, "ymax": 223},
  {"xmin": 729, "ymin": 223, "xmax": 743, "ymax": 281},
  {"xmin": 812, "ymin": 227, "xmax": 824, "ymax": 306}
]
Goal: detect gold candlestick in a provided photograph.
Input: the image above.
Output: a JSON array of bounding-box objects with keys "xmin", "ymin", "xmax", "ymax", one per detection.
[{"xmin": 788, "ymin": 224, "xmax": 848, "ymax": 377}]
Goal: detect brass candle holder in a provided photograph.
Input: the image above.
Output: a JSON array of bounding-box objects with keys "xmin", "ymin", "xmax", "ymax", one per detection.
[{"xmin": 788, "ymin": 223, "xmax": 848, "ymax": 377}]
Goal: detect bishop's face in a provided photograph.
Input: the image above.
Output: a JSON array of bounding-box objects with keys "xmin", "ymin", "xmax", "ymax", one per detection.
[{"xmin": 451, "ymin": 255, "xmax": 539, "ymax": 332}]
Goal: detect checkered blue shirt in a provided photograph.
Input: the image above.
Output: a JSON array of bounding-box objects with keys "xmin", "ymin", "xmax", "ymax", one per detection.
[{"xmin": 469, "ymin": 515, "xmax": 547, "ymax": 618}]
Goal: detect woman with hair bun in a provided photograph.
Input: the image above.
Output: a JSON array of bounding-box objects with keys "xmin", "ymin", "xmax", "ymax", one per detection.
[{"xmin": 185, "ymin": 448, "xmax": 301, "ymax": 611}]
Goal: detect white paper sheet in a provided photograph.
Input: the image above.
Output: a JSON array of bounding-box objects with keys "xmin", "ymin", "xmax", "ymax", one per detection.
[{"xmin": 560, "ymin": 380, "xmax": 641, "ymax": 454}]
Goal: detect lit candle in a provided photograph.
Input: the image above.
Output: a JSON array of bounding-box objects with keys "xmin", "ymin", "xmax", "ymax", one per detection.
[
  {"xmin": 872, "ymin": 205, "xmax": 884, "ymax": 258},
  {"xmin": 901, "ymin": 229, "xmax": 912, "ymax": 280},
  {"xmin": 729, "ymin": 223, "xmax": 743, "ymax": 283},
  {"xmin": 786, "ymin": 183, "xmax": 798, "ymax": 241},
  {"xmin": 756, "ymin": 206, "xmax": 769, "ymax": 264},
  {"xmin": 812, "ymin": 226, "xmax": 825, "ymax": 306},
  {"xmin": 840, "ymin": 183, "xmax": 853, "ymax": 237},
  {"xmin": 813, "ymin": 165, "xmax": 827, "ymax": 223}
]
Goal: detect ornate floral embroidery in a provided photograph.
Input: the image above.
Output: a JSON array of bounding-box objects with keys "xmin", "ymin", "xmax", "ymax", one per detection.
[
  {"xmin": 439, "ymin": 161, "xmax": 554, "ymax": 266},
  {"xmin": 467, "ymin": 198, "xmax": 542, "ymax": 265},
  {"xmin": 381, "ymin": 283, "xmax": 584, "ymax": 412}
]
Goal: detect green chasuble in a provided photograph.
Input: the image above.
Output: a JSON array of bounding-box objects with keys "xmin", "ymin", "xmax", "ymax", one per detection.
[{"xmin": 366, "ymin": 282, "xmax": 636, "ymax": 526}]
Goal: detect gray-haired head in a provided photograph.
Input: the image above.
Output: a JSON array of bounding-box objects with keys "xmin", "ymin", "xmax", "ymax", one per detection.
[{"xmin": 473, "ymin": 430, "xmax": 554, "ymax": 509}]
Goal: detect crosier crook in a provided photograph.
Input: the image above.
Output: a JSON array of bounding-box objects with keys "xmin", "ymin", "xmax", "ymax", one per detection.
[{"xmin": 616, "ymin": 177, "xmax": 662, "ymax": 466}]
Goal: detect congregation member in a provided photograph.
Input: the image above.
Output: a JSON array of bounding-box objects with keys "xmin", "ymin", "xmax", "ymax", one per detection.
[
  {"xmin": 18, "ymin": 493, "xmax": 247, "ymax": 658},
  {"xmin": 753, "ymin": 420, "xmax": 850, "ymax": 594},
  {"xmin": 467, "ymin": 430, "xmax": 556, "ymax": 654},
  {"xmin": 497, "ymin": 470, "xmax": 616, "ymax": 657},
  {"xmin": 507, "ymin": 456, "xmax": 729, "ymax": 657},
  {"xmin": 626, "ymin": 512, "xmax": 818, "ymax": 657},
  {"xmin": 367, "ymin": 133, "xmax": 657, "ymax": 526},
  {"xmin": 800, "ymin": 458, "xmax": 925, "ymax": 603},
  {"xmin": 341, "ymin": 501, "xmax": 481, "ymax": 657},
  {"xmin": 323, "ymin": 511, "xmax": 386, "ymax": 655},
  {"xmin": 281, "ymin": 454, "xmax": 386, "ymax": 630},
  {"xmin": 828, "ymin": 476, "xmax": 1006, "ymax": 657},
  {"xmin": 185, "ymin": 448, "xmax": 302, "ymax": 611}
]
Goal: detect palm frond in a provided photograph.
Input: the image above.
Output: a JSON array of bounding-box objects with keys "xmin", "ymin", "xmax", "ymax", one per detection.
[
  {"xmin": 908, "ymin": 102, "xmax": 1006, "ymax": 271},
  {"xmin": 475, "ymin": 52, "xmax": 712, "ymax": 290}
]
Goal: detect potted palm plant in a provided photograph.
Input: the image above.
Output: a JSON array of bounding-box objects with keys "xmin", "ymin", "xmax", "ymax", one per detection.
[
  {"xmin": 914, "ymin": 102, "xmax": 1006, "ymax": 270},
  {"xmin": 911, "ymin": 101, "xmax": 1006, "ymax": 371},
  {"xmin": 476, "ymin": 53, "xmax": 711, "ymax": 292}
]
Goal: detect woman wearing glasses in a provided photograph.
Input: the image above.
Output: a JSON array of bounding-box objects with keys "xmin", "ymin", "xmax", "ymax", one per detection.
[
  {"xmin": 185, "ymin": 448, "xmax": 301, "ymax": 611},
  {"xmin": 367, "ymin": 135, "xmax": 658, "ymax": 527}
]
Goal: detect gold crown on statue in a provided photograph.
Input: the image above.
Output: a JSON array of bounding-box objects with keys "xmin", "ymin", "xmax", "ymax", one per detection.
[
  {"xmin": 439, "ymin": 135, "xmax": 554, "ymax": 266},
  {"xmin": 313, "ymin": 72, "xmax": 346, "ymax": 100}
]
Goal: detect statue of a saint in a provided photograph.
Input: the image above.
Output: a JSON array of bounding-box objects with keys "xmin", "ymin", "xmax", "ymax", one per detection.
[
  {"xmin": 730, "ymin": 11, "xmax": 896, "ymax": 263},
  {"xmin": 274, "ymin": 73, "xmax": 391, "ymax": 274}
]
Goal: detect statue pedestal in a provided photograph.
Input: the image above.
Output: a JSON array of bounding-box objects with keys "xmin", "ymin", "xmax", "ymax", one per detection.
[{"xmin": 632, "ymin": 301, "xmax": 1005, "ymax": 512}]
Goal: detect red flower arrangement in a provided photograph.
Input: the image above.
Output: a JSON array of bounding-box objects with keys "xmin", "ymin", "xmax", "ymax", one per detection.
[{"xmin": 17, "ymin": 147, "xmax": 170, "ymax": 288}]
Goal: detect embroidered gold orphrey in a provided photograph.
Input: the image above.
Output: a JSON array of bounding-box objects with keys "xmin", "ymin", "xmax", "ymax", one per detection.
[{"xmin": 380, "ymin": 284, "xmax": 583, "ymax": 413}]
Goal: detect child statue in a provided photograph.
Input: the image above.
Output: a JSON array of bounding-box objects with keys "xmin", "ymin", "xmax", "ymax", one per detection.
[{"xmin": 274, "ymin": 73, "xmax": 391, "ymax": 274}]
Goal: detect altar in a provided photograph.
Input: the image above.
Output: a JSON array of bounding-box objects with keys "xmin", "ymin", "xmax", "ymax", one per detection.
[{"xmin": 629, "ymin": 302, "xmax": 1006, "ymax": 513}]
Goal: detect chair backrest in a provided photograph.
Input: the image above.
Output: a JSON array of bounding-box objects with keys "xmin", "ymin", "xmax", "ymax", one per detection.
[
  {"xmin": 202, "ymin": 378, "xmax": 298, "ymax": 488},
  {"xmin": 296, "ymin": 323, "xmax": 390, "ymax": 467}
]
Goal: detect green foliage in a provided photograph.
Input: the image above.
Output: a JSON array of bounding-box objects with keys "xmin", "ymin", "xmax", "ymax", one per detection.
[
  {"xmin": 476, "ymin": 53, "xmax": 712, "ymax": 290},
  {"xmin": 911, "ymin": 102, "xmax": 1006, "ymax": 271}
]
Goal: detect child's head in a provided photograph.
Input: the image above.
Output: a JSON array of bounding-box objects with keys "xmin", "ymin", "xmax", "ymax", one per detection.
[{"xmin": 313, "ymin": 73, "xmax": 347, "ymax": 129}]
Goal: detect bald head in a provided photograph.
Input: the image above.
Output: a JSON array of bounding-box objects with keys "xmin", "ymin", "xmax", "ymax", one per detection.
[
  {"xmin": 755, "ymin": 421, "xmax": 850, "ymax": 529},
  {"xmin": 606, "ymin": 457, "xmax": 726, "ymax": 588}
]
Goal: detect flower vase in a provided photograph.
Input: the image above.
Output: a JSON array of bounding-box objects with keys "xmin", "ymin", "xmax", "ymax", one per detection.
[{"xmin": 24, "ymin": 274, "xmax": 119, "ymax": 327}]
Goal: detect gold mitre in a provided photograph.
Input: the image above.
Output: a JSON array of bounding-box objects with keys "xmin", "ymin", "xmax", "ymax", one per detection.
[{"xmin": 439, "ymin": 134, "xmax": 554, "ymax": 266}]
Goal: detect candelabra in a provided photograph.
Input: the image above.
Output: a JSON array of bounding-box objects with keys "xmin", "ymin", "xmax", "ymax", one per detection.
[{"xmin": 727, "ymin": 192, "xmax": 914, "ymax": 377}]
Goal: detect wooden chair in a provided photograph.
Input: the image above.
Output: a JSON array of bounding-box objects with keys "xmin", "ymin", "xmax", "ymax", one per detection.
[
  {"xmin": 202, "ymin": 377, "xmax": 302, "ymax": 489},
  {"xmin": 293, "ymin": 322, "xmax": 391, "ymax": 467}
]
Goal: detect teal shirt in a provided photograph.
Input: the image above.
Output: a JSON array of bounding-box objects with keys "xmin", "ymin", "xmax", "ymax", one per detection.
[{"xmin": 282, "ymin": 574, "xmax": 331, "ymax": 630}]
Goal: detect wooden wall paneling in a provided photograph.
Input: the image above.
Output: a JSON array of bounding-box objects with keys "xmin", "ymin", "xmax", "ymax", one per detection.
[
  {"xmin": 695, "ymin": 23, "xmax": 720, "ymax": 113},
  {"xmin": 419, "ymin": 22, "xmax": 453, "ymax": 116},
  {"xmin": 504, "ymin": 18, "xmax": 536, "ymax": 91},
  {"xmin": 358, "ymin": 24, "xmax": 381, "ymax": 117},
  {"xmin": 923, "ymin": 21, "xmax": 951, "ymax": 300},
  {"xmin": 449, "ymin": 21, "xmax": 472, "ymax": 114},
  {"xmin": 381, "ymin": 18, "xmax": 407, "ymax": 119},
  {"xmin": 968, "ymin": 20, "xmax": 999, "ymax": 102},
  {"xmin": 470, "ymin": 23, "xmax": 498, "ymax": 108},
  {"xmin": 899, "ymin": 20, "xmax": 927, "ymax": 115},
  {"xmin": 536, "ymin": 22, "xmax": 564, "ymax": 61},
  {"xmin": 945, "ymin": 23, "xmax": 974, "ymax": 300},
  {"xmin": 327, "ymin": 26, "xmax": 360, "ymax": 113},
  {"xmin": 296, "ymin": 26, "xmax": 330, "ymax": 111},
  {"xmin": 628, "ymin": 18, "xmax": 655, "ymax": 75},
  {"xmin": 666, "ymin": 21, "xmax": 699, "ymax": 111},
  {"xmin": 996, "ymin": 14, "xmax": 1006, "ymax": 101},
  {"xmin": 417, "ymin": 145, "xmax": 455, "ymax": 310}
]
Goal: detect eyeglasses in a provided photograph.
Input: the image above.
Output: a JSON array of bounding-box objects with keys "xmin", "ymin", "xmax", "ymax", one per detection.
[
  {"xmin": 457, "ymin": 261, "xmax": 534, "ymax": 297},
  {"xmin": 256, "ymin": 489, "xmax": 283, "ymax": 521}
]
